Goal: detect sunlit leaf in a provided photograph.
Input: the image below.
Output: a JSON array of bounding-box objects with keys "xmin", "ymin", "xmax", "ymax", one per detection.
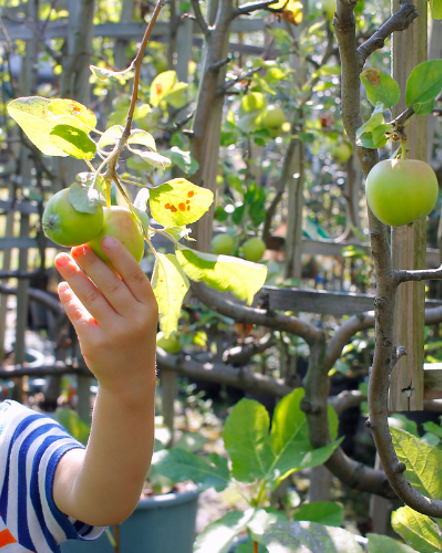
[
  {"xmin": 175, "ymin": 246, "xmax": 267, "ymax": 306},
  {"xmin": 89, "ymin": 64, "xmax": 134, "ymax": 82},
  {"xmin": 161, "ymin": 147, "xmax": 199, "ymax": 175},
  {"xmin": 194, "ymin": 510, "xmax": 256, "ymax": 553},
  {"xmin": 7, "ymin": 96, "xmax": 68, "ymax": 156},
  {"xmin": 149, "ymin": 178, "xmax": 214, "ymax": 227},
  {"xmin": 131, "ymin": 150, "xmax": 172, "ymax": 170},
  {"xmin": 361, "ymin": 68, "xmax": 401, "ymax": 108},
  {"xmin": 405, "ymin": 60, "xmax": 442, "ymax": 114},
  {"xmin": 48, "ymin": 98, "xmax": 97, "ymax": 131},
  {"xmin": 392, "ymin": 507, "xmax": 442, "ymax": 553},
  {"xmin": 150, "ymin": 70, "xmax": 178, "ymax": 107},
  {"xmin": 128, "ymin": 129, "xmax": 156, "ymax": 151},
  {"xmin": 49, "ymin": 124, "xmax": 96, "ymax": 159},
  {"xmin": 431, "ymin": 0, "xmax": 442, "ymax": 18},
  {"xmin": 367, "ymin": 532, "xmax": 419, "ymax": 553},
  {"xmin": 68, "ymin": 173, "xmax": 104, "ymax": 214},
  {"xmin": 152, "ymin": 253, "xmax": 190, "ymax": 337},
  {"xmin": 98, "ymin": 125, "xmax": 123, "ymax": 152}
]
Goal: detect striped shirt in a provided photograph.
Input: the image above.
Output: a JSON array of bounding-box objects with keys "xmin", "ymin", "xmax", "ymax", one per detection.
[{"xmin": 0, "ymin": 400, "xmax": 105, "ymax": 553}]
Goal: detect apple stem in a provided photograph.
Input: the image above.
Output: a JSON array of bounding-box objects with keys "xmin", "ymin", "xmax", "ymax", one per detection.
[{"xmin": 400, "ymin": 138, "xmax": 407, "ymax": 160}]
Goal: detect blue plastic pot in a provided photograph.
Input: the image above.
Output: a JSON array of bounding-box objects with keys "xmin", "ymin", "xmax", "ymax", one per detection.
[{"xmin": 60, "ymin": 488, "xmax": 200, "ymax": 553}]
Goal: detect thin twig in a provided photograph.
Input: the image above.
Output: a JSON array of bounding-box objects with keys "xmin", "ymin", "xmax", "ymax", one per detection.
[
  {"xmin": 234, "ymin": 0, "xmax": 278, "ymax": 16},
  {"xmin": 191, "ymin": 0, "xmax": 210, "ymax": 37}
]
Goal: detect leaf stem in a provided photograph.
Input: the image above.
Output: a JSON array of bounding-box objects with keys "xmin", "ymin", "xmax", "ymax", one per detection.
[{"xmin": 400, "ymin": 138, "xmax": 407, "ymax": 160}]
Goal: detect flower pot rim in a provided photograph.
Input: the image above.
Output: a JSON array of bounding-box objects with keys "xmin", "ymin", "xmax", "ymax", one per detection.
[{"xmin": 136, "ymin": 485, "xmax": 203, "ymax": 511}]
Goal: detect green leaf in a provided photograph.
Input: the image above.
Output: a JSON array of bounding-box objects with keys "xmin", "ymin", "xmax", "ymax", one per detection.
[
  {"xmin": 150, "ymin": 70, "xmax": 187, "ymax": 108},
  {"xmin": 269, "ymin": 388, "xmax": 342, "ymax": 486},
  {"xmin": 367, "ymin": 532, "xmax": 419, "ymax": 553},
  {"xmin": 194, "ymin": 510, "xmax": 256, "ymax": 553},
  {"xmin": 98, "ymin": 125, "xmax": 124, "ymax": 152},
  {"xmin": 152, "ymin": 253, "xmax": 190, "ymax": 338},
  {"xmin": 68, "ymin": 176, "xmax": 103, "ymax": 214},
  {"xmin": 223, "ymin": 398, "xmax": 274, "ymax": 482},
  {"xmin": 293, "ymin": 502, "xmax": 344, "ymax": 527},
  {"xmin": 422, "ymin": 421, "xmax": 442, "ymax": 439},
  {"xmin": 391, "ymin": 427, "xmax": 442, "ymax": 499},
  {"xmin": 89, "ymin": 64, "xmax": 134, "ymax": 82},
  {"xmin": 392, "ymin": 507, "xmax": 442, "ymax": 553},
  {"xmin": 361, "ymin": 68, "xmax": 401, "ymax": 108},
  {"xmin": 135, "ymin": 150, "xmax": 172, "ymax": 170},
  {"xmin": 405, "ymin": 60, "xmax": 442, "ymax": 114},
  {"xmin": 7, "ymin": 96, "xmax": 69, "ymax": 156},
  {"xmin": 356, "ymin": 102, "xmax": 385, "ymax": 138},
  {"xmin": 388, "ymin": 414, "xmax": 419, "ymax": 437},
  {"xmin": 49, "ymin": 124, "xmax": 96, "ymax": 159},
  {"xmin": 55, "ymin": 408, "xmax": 90, "ymax": 445},
  {"xmin": 223, "ymin": 389, "xmax": 341, "ymax": 487},
  {"xmin": 248, "ymin": 509, "xmax": 287, "ymax": 544},
  {"xmin": 149, "ymin": 178, "xmax": 214, "ymax": 227},
  {"xmin": 163, "ymin": 82, "xmax": 188, "ymax": 108},
  {"xmin": 152, "ymin": 448, "xmax": 230, "ymax": 492},
  {"xmin": 175, "ymin": 246, "xmax": 267, "ymax": 306},
  {"xmin": 262, "ymin": 521, "xmax": 363, "ymax": 553},
  {"xmin": 430, "ymin": 0, "xmax": 442, "ymax": 18},
  {"xmin": 161, "ymin": 146, "xmax": 200, "ymax": 175}
]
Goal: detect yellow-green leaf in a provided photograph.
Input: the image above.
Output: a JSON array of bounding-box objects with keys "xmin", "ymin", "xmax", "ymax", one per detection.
[
  {"xmin": 392, "ymin": 507, "xmax": 442, "ymax": 553},
  {"xmin": 7, "ymin": 96, "xmax": 68, "ymax": 156},
  {"xmin": 150, "ymin": 70, "xmax": 178, "ymax": 107},
  {"xmin": 90, "ymin": 64, "xmax": 134, "ymax": 83},
  {"xmin": 128, "ymin": 130, "xmax": 156, "ymax": 152},
  {"xmin": 98, "ymin": 125, "xmax": 123, "ymax": 153},
  {"xmin": 130, "ymin": 150, "xmax": 172, "ymax": 170},
  {"xmin": 431, "ymin": 0, "xmax": 442, "ymax": 20},
  {"xmin": 149, "ymin": 178, "xmax": 214, "ymax": 227},
  {"xmin": 175, "ymin": 246, "xmax": 267, "ymax": 306},
  {"xmin": 152, "ymin": 253, "xmax": 190, "ymax": 337},
  {"xmin": 49, "ymin": 124, "xmax": 96, "ymax": 159},
  {"xmin": 48, "ymin": 98, "xmax": 97, "ymax": 132}
]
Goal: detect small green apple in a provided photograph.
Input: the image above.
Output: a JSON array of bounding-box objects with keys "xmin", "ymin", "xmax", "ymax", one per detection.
[
  {"xmin": 42, "ymin": 188, "xmax": 104, "ymax": 247},
  {"xmin": 211, "ymin": 233, "xmax": 235, "ymax": 255},
  {"xmin": 365, "ymin": 158, "xmax": 439, "ymax": 227},
  {"xmin": 241, "ymin": 237, "xmax": 266, "ymax": 262},
  {"xmin": 87, "ymin": 206, "xmax": 145, "ymax": 266},
  {"xmin": 261, "ymin": 105, "xmax": 285, "ymax": 129},
  {"xmin": 321, "ymin": 0, "xmax": 335, "ymax": 20},
  {"xmin": 331, "ymin": 142, "xmax": 352, "ymax": 164},
  {"xmin": 157, "ymin": 331, "xmax": 182, "ymax": 354}
]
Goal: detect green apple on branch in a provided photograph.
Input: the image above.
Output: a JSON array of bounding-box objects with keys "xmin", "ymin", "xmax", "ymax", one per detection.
[
  {"xmin": 6, "ymin": 1, "xmax": 268, "ymax": 340},
  {"xmin": 356, "ymin": 60, "xmax": 442, "ymax": 228}
]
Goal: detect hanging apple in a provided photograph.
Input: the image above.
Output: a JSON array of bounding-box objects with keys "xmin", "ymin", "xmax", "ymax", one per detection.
[
  {"xmin": 365, "ymin": 159, "xmax": 439, "ymax": 227},
  {"xmin": 211, "ymin": 233, "xmax": 235, "ymax": 255},
  {"xmin": 42, "ymin": 188, "xmax": 104, "ymax": 247},
  {"xmin": 87, "ymin": 206, "xmax": 145, "ymax": 267}
]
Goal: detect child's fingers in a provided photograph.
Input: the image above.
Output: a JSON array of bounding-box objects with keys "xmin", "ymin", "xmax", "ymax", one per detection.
[
  {"xmin": 58, "ymin": 281, "xmax": 99, "ymax": 333},
  {"xmin": 99, "ymin": 236, "xmax": 156, "ymax": 306},
  {"xmin": 55, "ymin": 253, "xmax": 115, "ymax": 326},
  {"xmin": 71, "ymin": 244, "xmax": 136, "ymax": 317}
]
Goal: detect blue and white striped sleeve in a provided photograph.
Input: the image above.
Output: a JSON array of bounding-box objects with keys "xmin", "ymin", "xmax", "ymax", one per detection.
[{"xmin": 0, "ymin": 401, "xmax": 105, "ymax": 553}]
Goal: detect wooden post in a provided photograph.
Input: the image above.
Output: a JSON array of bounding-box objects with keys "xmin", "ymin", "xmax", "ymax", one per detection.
[
  {"xmin": 389, "ymin": 0, "xmax": 427, "ymax": 411},
  {"xmin": 0, "ymin": 188, "xmax": 14, "ymax": 361}
]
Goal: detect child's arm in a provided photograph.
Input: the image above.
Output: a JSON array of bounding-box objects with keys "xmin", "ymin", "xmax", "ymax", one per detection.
[{"xmin": 52, "ymin": 236, "xmax": 158, "ymax": 527}]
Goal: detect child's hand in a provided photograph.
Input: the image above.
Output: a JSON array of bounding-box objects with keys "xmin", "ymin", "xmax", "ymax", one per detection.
[{"xmin": 54, "ymin": 236, "xmax": 158, "ymax": 399}]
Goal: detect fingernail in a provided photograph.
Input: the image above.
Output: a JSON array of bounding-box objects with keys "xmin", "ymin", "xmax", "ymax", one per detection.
[
  {"xmin": 102, "ymin": 236, "xmax": 117, "ymax": 249},
  {"xmin": 55, "ymin": 255, "xmax": 69, "ymax": 267},
  {"xmin": 72, "ymin": 245, "xmax": 89, "ymax": 257},
  {"xmin": 58, "ymin": 282, "xmax": 69, "ymax": 294}
]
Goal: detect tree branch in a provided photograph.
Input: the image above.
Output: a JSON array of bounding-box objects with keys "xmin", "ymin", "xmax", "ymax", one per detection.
[
  {"xmin": 336, "ymin": 0, "xmax": 442, "ymax": 517},
  {"xmin": 222, "ymin": 333, "xmax": 274, "ymax": 365},
  {"xmin": 233, "ymin": 0, "xmax": 278, "ymax": 17},
  {"xmin": 191, "ymin": 282, "xmax": 323, "ymax": 345},
  {"xmin": 156, "ymin": 348, "xmax": 292, "ymax": 397},
  {"xmin": 357, "ymin": 1, "xmax": 418, "ymax": 66},
  {"xmin": 395, "ymin": 264, "xmax": 442, "ymax": 283},
  {"xmin": 191, "ymin": 0, "xmax": 210, "ymax": 37}
]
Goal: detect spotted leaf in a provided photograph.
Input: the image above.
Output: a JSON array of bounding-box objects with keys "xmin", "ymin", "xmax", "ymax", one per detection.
[{"xmin": 149, "ymin": 178, "xmax": 214, "ymax": 227}]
